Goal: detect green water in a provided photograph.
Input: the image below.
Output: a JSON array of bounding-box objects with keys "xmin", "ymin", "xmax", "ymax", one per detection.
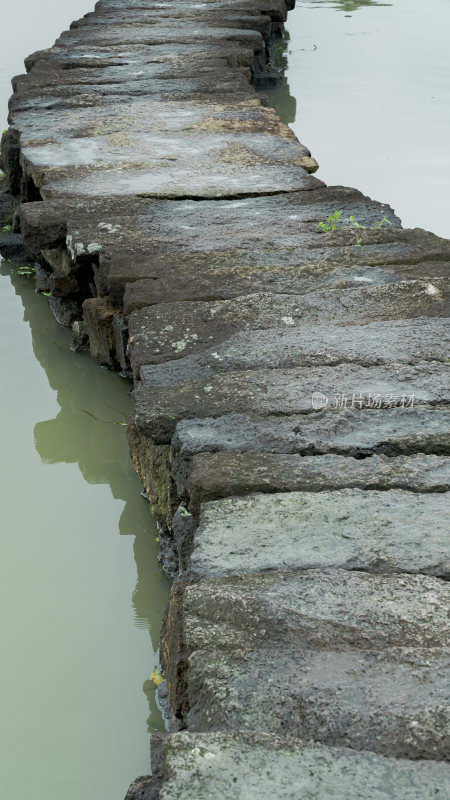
[
  {"xmin": 267, "ymin": 0, "xmax": 450, "ymax": 238},
  {"xmin": 0, "ymin": 259, "xmax": 170, "ymax": 799}
]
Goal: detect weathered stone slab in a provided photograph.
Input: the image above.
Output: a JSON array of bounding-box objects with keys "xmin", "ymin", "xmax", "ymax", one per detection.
[
  {"xmin": 134, "ymin": 361, "xmax": 449, "ymax": 442},
  {"xmin": 13, "ymin": 98, "xmax": 319, "ymax": 198},
  {"xmin": 53, "ymin": 20, "xmax": 266, "ymax": 54},
  {"xmin": 128, "ymin": 279, "xmax": 449, "ymax": 373},
  {"xmin": 20, "ymin": 193, "xmax": 450, "ymax": 311},
  {"xmin": 177, "ymin": 487, "xmax": 450, "ymax": 577},
  {"xmin": 185, "ymin": 451, "xmax": 450, "ymax": 508},
  {"xmin": 64, "ymin": 187, "xmax": 398, "ymax": 259},
  {"xmin": 171, "ymin": 405, "xmax": 450, "ymax": 465},
  {"xmin": 113, "ymin": 225, "xmax": 450, "ymax": 307},
  {"xmin": 163, "ymin": 570, "xmax": 450, "ymax": 759},
  {"xmin": 140, "ymin": 318, "xmax": 450, "ymax": 388},
  {"xmin": 128, "ymin": 731, "xmax": 450, "ymax": 800},
  {"xmin": 123, "ymin": 258, "xmax": 450, "ymax": 312}
]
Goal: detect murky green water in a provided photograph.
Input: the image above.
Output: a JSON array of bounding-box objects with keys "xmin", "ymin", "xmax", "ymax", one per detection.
[
  {"xmin": 0, "ymin": 260, "xmax": 170, "ymax": 799},
  {"xmin": 1, "ymin": 4, "xmax": 170, "ymax": 798},
  {"xmin": 267, "ymin": 0, "xmax": 450, "ymax": 237}
]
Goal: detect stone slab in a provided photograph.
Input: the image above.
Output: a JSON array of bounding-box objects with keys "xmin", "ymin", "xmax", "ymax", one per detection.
[
  {"xmin": 126, "ymin": 731, "xmax": 450, "ymax": 800},
  {"xmin": 13, "ymin": 98, "xmax": 319, "ymax": 198},
  {"xmin": 128, "ymin": 279, "xmax": 449, "ymax": 373},
  {"xmin": 163, "ymin": 569, "xmax": 450, "ymax": 759},
  {"xmin": 178, "ymin": 487, "xmax": 450, "ymax": 578},
  {"xmin": 171, "ymin": 405, "xmax": 450, "ymax": 465},
  {"xmin": 140, "ymin": 318, "xmax": 450, "ymax": 388},
  {"xmin": 134, "ymin": 361, "xmax": 449, "ymax": 442},
  {"xmin": 185, "ymin": 451, "xmax": 450, "ymax": 505}
]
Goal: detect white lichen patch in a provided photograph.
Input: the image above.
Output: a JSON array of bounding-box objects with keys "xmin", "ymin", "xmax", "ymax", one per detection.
[
  {"xmin": 172, "ymin": 340, "xmax": 188, "ymax": 352},
  {"xmin": 426, "ymin": 283, "xmax": 441, "ymax": 297},
  {"xmin": 98, "ymin": 222, "xmax": 121, "ymax": 233},
  {"xmin": 281, "ymin": 316, "xmax": 295, "ymax": 326}
]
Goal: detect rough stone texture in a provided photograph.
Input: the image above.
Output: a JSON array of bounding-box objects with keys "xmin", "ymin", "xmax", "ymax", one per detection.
[
  {"xmin": 163, "ymin": 570, "xmax": 450, "ymax": 760},
  {"xmin": 3, "ymin": 0, "xmax": 450, "ymax": 795},
  {"xmin": 140, "ymin": 317, "xmax": 450, "ymax": 388},
  {"xmin": 124, "ymin": 775, "xmax": 159, "ymax": 800},
  {"xmin": 129, "ymin": 279, "xmax": 449, "ymax": 374},
  {"xmin": 184, "ymin": 451, "xmax": 450, "ymax": 509},
  {"xmin": 181, "ymin": 488, "xmax": 450, "ymax": 578},
  {"xmin": 171, "ymin": 405, "xmax": 450, "ymax": 465},
  {"xmin": 136, "ymin": 731, "xmax": 450, "ymax": 800},
  {"xmin": 135, "ymin": 361, "xmax": 449, "ymax": 443}
]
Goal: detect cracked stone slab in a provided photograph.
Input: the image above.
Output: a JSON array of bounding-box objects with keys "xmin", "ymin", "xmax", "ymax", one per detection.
[
  {"xmin": 177, "ymin": 487, "xmax": 450, "ymax": 578},
  {"xmin": 184, "ymin": 451, "xmax": 450, "ymax": 509},
  {"xmin": 127, "ymin": 731, "xmax": 450, "ymax": 800},
  {"xmin": 12, "ymin": 97, "xmax": 319, "ymax": 198},
  {"xmin": 113, "ymin": 225, "xmax": 450, "ymax": 307},
  {"xmin": 140, "ymin": 317, "xmax": 450, "ymax": 388},
  {"xmin": 128, "ymin": 279, "xmax": 449, "ymax": 373},
  {"xmin": 163, "ymin": 569, "xmax": 450, "ymax": 759},
  {"xmin": 171, "ymin": 406, "xmax": 450, "ymax": 469},
  {"xmin": 134, "ymin": 361, "xmax": 449, "ymax": 443},
  {"xmin": 123, "ymin": 258, "xmax": 450, "ymax": 313}
]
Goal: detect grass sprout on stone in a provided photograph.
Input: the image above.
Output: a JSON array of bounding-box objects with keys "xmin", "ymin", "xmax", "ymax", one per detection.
[
  {"xmin": 318, "ymin": 209, "xmax": 393, "ymax": 246},
  {"xmin": 317, "ymin": 209, "xmax": 343, "ymax": 232},
  {"xmin": 374, "ymin": 215, "xmax": 393, "ymax": 229}
]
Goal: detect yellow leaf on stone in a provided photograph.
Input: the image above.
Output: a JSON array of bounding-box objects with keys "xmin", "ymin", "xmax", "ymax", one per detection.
[{"xmin": 151, "ymin": 669, "xmax": 164, "ymax": 687}]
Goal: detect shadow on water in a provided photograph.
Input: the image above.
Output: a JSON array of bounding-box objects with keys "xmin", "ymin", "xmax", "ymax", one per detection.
[
  {"xmin": 1, "ymin": 258, "xmax": 170, "ymax": 735},
  {"xmin": 302, "ymin": 1, "xmax": 391, "ymax": 10}
]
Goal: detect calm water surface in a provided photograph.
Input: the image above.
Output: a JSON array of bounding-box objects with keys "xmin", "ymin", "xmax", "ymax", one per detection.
[
  {"xmin": 268, "ymin": 0, "xmax": 450, "ymax": 237},
  {"xmin": 0, "ymin": 260, "xmax": 169, "ymax": 799},
  {"xmin": 1, "ymin": 4, "xmax": 169, "ymax": 797}
]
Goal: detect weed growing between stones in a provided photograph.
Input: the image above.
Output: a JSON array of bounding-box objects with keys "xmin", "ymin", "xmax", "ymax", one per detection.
[{"xmin": 317, "ymin": 209, "xmax": 392, "ymax": 244}]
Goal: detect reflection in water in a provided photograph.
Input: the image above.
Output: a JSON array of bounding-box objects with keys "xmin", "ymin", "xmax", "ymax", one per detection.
[
  {"xmin": 304, "ymin": 0, "xmax": 391, "ymax": 9},
  {"xmin": 266, "ymin": 76, "xmax": 297, "ymax": 125},
  {"xmin": 0, "ymin": 259, "xmax": 170, "ymax": 798},
  {"xmin": 7, "ymin": 260, "xmax": 169, "ymax": 658}
]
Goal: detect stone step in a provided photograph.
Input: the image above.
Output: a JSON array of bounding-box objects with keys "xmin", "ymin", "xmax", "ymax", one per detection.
[
  {"xmin": 163, "ymin": 569, "xmax": 450, "ymax": 759},
  {"xmin": 128, "ymin": 280, "xmax": 449, "ymax": 373},
  {"xmin": 21, "ymin": 186, "xmax": 395, "ymax": 259},
  {"xmin": 172, "ymin": 487, "xmax": 450, "ymax": 578},
  {"xmin": 171, "ymin": 406, "xmax": 450, "ymax": 465},
  {"xmin": 134, "ymin": 361, "xmax": 449, "ymax": 442},
  {"xmin": 183, "ymin": 452, "xmax": 450, "ymax": 511},
  {"xmin": 15, "ymin": 98, "xmax": 318, "ymax": 199},
  {"xmin": 140, "ymin": 317, "xmax": 450, "ymax": 388},
  {"xmin": 125, "ymin": 731, "xmax": 450, "ymax": 800}
]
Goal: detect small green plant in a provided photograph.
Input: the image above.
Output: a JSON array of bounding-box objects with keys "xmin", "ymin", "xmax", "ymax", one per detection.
[
  {"xmin": 317, "ymin": 209, "xmax": 343, "ymax": 232},
  {"xmin": 317, "ymin": 210, "xmax": 392, "ymax": 246},
  {"xmin": 374, "ymin": 215, "xmax": 392, "ymax": 229},
  {"xmin": 2, "ymin": 224, "xmax": 12, "ymax": 233}
]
